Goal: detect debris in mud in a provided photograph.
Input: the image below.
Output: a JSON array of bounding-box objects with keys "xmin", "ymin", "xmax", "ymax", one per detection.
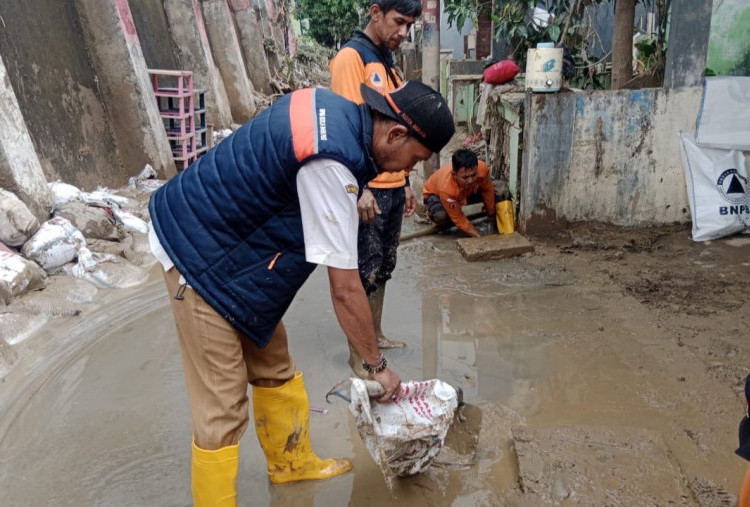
[
  {"xmin": 556, "ymin": 222, "xmax": 688, "ymax": 254},
  {"xmin": 432, "ymin": 402, "xmax": 483, "ymax": 469},
  {"xmin": 512, "ymin": 425, "xmax": 691, "ymax": 504},
  {"xmin": 689, "ymin": 477, "xmax": 736, "ymax": 507},
  {"xmin": 0, "ymin": 337, "xmax": 18, "ymax": 376}
]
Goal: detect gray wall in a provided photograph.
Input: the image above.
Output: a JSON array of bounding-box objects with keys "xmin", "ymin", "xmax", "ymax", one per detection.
[
  {"xmin": 519, "ymin": 87, "xmax": 704, "ymax": 232},
  {"xmin": 0, "ymin": 0, "xmax": 122, "ymax": 190},
  {"xmin": 129, "ymin": 0, "xmax": 181, "ymax": 72}
]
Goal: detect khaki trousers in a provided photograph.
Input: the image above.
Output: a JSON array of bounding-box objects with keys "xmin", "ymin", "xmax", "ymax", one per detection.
[{"xmin": 163, "ymin": 268, "xmax": 296, "ymax": 450}]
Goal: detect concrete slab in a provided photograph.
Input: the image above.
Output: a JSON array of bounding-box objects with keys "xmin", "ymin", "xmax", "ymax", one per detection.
[
  {"xmin": 512, "ymin": 425, "xmax": 691, "ymax": 504},
  {"xmin": 455, "ymin": 232, "xmax": 534, "ymax": 261}
]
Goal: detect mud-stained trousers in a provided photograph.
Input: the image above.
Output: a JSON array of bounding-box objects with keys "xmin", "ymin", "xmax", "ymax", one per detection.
[
  {"xmin": 163, "ymin": 267, "xmax": 296, "ymax": 450},
  {"xmin": 358, "ymin": 186, "xmax": 406, "ymax": 295}
]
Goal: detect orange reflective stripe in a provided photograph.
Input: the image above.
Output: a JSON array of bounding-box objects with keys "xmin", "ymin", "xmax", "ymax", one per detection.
[
  {"xmin": 385, "ymin": 92, "xmax": 402, "ymax": 114},
  {"xmin": 268, "ymin": 252, "xmax": 282, "ymax": 270},
  {"xmin": 289, "ymin": 88, "xmax": 316, "ymax": 162}
]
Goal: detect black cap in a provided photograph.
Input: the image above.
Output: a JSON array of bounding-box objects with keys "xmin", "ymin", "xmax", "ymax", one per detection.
[{"xmin": 361, "ymin": 81, "xmax": 455, "ymax": 154}]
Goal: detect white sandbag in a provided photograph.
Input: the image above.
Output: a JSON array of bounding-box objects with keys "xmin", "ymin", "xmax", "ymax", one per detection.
[
  {"xmin": 69, "ymin": 246, "xmax": 101, "ymax": 278},
  {"xmin": 0, "ymin": 189, "xmax": 39, "ymax": 247},
  {"xmin": 328, "ymin": 378, "xmax": 458, "ymax": 487},
  {"xmin": 64, "ymin": 250, "xmax": 148, "ymax": 289},
  {"xmin": 0, "ymin": 246, "xmax": 47, "ymax": 303},
  {"xmin": 112, "ymin": 208, "xmax": 148, "ymax": 234},
  {"xmin": 56, "ymin": 201, "xmax": 119, "ymax": 241},
  {"xmin": 128, "ymin": 164, "xmax": 164, "ymax": 194},
  {"xmin": 82, "ymin": 188, "xmax": 132, "ymax": 207},
  {"xmin": 679, "ymin": 131, "xmax": 750, "ymax": 242},
  {"xmin": 48, "ymin": 181, "xmax": 84, "ymax": 208},
  {"xmin": 695, "ymin": 77, "xmax": 750, "ymax": 150},
  {"xmin": 21, "ymin": 217, "xmax": 86, "ymax": 270},
  {"xmin": 128, "ymin": 164, "xmax": 157, "ymax": 188}
]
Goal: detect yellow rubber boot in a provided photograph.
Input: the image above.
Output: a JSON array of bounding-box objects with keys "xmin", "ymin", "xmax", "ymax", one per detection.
[
  {"xmin": 191, "ymin": 440, "xmax": 239, "ymax": 507},
  {"xmin": 252, "ymin": 371, "xmax": 352, "ymax": 484},
  {"xmin": 496, "ymin": 199, "xmax": 515, "ymax": 234}
]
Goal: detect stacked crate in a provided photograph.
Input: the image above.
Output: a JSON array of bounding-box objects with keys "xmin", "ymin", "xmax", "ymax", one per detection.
[{"xmin": 149, "ymin": 69, "xmax": 208, "ymax": 170}]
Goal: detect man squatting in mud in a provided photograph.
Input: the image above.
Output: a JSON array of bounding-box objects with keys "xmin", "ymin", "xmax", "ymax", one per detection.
[
  {"xmin": 423, "ymin": 148, "xmax": 502, "ymax": 237},
  {"xmin": 330, "ymin": 0, "xmax": 423, "ymax": 376},
  {"xmin": 147, "ymin": 81, "xmax": 454, "ymax": 505}
]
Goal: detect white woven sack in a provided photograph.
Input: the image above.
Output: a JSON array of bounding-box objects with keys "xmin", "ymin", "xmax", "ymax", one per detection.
[
  {"xmin": 695, "ymin": 77, "xmax": 750, "ymax": 150},
  {"xmin": 679, "ymin": 131, "xmax": 750, "ymax": 242},
  {"xmin": 345, "ymin": 378, "xmax": 457, "ymax": 486}
]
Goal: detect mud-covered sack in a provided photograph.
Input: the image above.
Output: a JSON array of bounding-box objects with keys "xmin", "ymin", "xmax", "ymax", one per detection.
[
  {"xmin": 64, "ymin": 246, "xmax": 148, "ymax": 289},
  {"xmin": 679, "ymin": 131, "xmax": 750, "ymax": 242},
  {"xmin": 21, "ymin": 216, "xmax": 86, "ymax": 270},
  {"xmin": 56, "ymin": 201, "xmax": 119, "ymax": 241},
  {"xmin": 0, "ymin": 244, "xmax": 47, "ymax": 303},
  {"xmin": 128, "ymin": 164, "xmax": 165, "ymax": 194},
  {"xmin": 0, "ymin": 189, "xmax": 40, "ymax": 247},
  {"xmin": 48, "ymin": 181, "xmax": 84, "ymax": 209},
  {"xmin": 328, "ymin": 378, "xmax": 458, "ymax": 485},
  {"xmin": 112, "ymin": 208, "xmax": 148, "ymax": 234}
]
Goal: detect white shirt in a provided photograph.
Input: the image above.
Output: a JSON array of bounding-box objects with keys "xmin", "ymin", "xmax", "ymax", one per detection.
[{"xmin": 148, "ymin": 158, "xmax": 360, "ymax": 275}]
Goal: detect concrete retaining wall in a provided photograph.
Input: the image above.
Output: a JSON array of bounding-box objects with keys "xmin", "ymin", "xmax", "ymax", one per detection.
[
  {"xmin": 0, "ymin": 0, "xmax": 123, "ymax": 190},
  {"xmin": 0, "ymin": 56, "xmax": 52, "ymax": 220},
  {"xmin": 162, "ymin": 0, "xmax": 234, "ymax": 128},
  {"xmin": 128, "ymin": 0, "xmax": 181, "ymax": 71},
  {"xmin": 202, "ymin": 0, "xmax": 256, "ymax": 123},
  {"xmin": 519, "ymin": 87, "xmax": 703, "ymax": 233},
  {"xmin": 76, "ymin": 0, "xmax": 176, "ymax": 180},
  {"xmin": 0, "ymin": 0, "xmax": 288, "ymax": 214},
  {"xmin": 229, "ymin": 0, "xmax": 273, "ymax": 94}
]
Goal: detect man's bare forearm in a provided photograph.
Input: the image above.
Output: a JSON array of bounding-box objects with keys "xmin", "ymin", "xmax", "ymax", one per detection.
[{"xmin": 327, "ymin": 266, "xmax": 380, "ymax": 363}]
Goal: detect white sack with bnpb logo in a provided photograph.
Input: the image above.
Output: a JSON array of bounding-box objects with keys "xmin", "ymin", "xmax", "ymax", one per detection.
[
  {"xmin": 679, "ymin": 131, "xmax": 750, "ymax": 242},
  {"xmin": 330, "ymin": 378, "xmax": 457, "ymax": 486}
]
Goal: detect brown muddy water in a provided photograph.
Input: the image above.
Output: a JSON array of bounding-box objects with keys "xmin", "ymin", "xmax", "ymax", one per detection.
[{"xmin": 0, "ymin": 224, "xmax": 747, "ymax": 506}]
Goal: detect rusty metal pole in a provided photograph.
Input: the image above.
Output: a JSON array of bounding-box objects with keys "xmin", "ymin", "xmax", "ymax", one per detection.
[{"xmin": 421, "ymin": 0, "xmax": 441, "ymax": 179}]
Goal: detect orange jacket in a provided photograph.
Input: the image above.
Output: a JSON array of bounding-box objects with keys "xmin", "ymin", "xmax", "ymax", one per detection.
[
  {"xmin": 329, "ymin": 38, "xmax": 407, "ymax": 189},
  {"xmin": 741, "ymin": 465, "xmax": 750, "ymax": 507},
  {"xmin": 422, "ymin": 160, "xmax": 495, "ymax": 235}
]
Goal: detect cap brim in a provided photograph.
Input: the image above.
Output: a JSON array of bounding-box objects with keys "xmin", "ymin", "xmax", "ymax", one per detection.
[{"xmin": 360, "ymin": 84, "xmax": 400, "ymax": 122}]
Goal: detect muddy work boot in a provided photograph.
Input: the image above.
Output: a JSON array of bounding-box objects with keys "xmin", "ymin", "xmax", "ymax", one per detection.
[
  {"xmin": 252, "ymin": 371, "xmax": 352, "ymax": 484},
  {"xmin": 369, "ymin": 282, "xmax": 405, "ymax": 349}
]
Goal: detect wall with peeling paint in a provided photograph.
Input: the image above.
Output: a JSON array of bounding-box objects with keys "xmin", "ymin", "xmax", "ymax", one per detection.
[{"xmin": 519, "ymin": 88, "xmax": 704, "ymax": 232}]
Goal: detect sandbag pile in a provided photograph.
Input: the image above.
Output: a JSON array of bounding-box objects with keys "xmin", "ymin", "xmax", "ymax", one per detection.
[{"xmin": 0, "ymin": 165, "xmax": 163, "ymax": 303}]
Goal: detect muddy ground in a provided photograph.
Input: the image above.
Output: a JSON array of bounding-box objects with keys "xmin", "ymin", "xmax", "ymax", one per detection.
[{"xmin": 0, "ymin": 215, "xmax": 748, "ymax": 506}]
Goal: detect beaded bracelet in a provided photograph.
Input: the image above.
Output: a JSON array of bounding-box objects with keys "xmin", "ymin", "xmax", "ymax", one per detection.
[{"xmin": 362, "ymin": 354, "xmax": 387, "ymax": 374}]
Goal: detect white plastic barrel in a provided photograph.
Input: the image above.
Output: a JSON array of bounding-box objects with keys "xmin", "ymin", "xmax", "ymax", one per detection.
[{"xmin": 525, "ymin": 42, "xmax": 563, "ymax": 92}]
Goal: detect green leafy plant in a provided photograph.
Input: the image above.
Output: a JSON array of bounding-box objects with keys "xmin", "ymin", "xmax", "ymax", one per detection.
[{"xmin": 295, "ymin": 0, "xmax": 370, "ymax": 47}]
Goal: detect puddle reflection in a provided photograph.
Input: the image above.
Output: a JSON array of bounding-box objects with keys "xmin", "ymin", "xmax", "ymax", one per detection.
[{"xmin": 421, "ymin": 291, "xmax": 552, "ymax": 409}]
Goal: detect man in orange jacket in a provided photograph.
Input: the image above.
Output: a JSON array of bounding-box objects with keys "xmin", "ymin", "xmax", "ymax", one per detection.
[
  {"xmin": 422, "ymin": 148, "xmax": 499, "ymax": 237},
  {"xmin": 330, "ymin": 0, "xmax": 425, "ymax": 376}
]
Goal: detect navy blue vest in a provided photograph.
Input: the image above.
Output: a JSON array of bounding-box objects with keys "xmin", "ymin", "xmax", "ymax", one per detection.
[{"xmin": 149, "ymin": 88, "xmax": 378, "ymax": 347}]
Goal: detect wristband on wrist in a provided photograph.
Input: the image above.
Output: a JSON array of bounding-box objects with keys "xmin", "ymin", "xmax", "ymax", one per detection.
[
  {"xmin": 362, "ymin": 354, "xmax": 387, "ymax": 374},
  {"xmin": 404, "ymin": 175, "xmax": 410, "ymax": 186}
]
